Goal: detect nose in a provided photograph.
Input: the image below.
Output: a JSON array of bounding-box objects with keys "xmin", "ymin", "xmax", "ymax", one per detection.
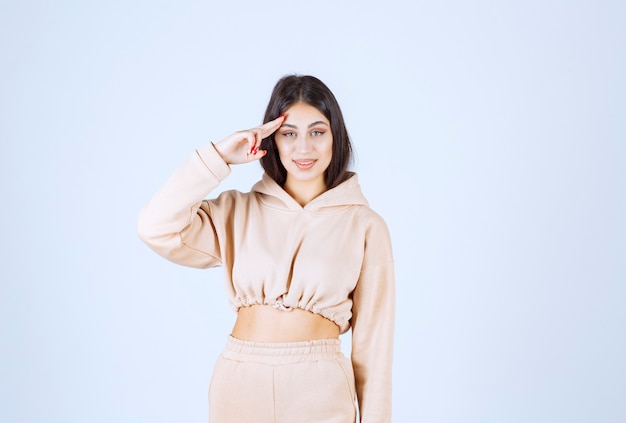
[{"xmin": 296, "ymin": 135, "xmax": 312, "ymax": 153}]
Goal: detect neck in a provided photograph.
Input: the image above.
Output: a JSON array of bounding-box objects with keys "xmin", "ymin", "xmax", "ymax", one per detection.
[{"xmin": 284, "ymin": 177, "xmax": 327, "ymax": 207}]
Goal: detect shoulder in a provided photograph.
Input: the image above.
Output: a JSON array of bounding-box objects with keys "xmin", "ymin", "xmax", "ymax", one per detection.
[
  {"xmin": 206, "ymin": 188, "xmax": 256, "ymax": 209},
  {"xmin": 352, "ymin": 204, "xmax": 390, "ymax": 233}
]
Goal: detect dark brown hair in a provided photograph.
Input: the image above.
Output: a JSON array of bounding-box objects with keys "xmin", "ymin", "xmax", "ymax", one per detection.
[{"xmin": 260, "ymin": 75, "xmax": 353, "ymax": 189}]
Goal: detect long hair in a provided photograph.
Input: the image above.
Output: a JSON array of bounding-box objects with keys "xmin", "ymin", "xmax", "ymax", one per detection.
[{"xmin": 260, "ymin": 75, "xmax": 353, "ymax": 189}]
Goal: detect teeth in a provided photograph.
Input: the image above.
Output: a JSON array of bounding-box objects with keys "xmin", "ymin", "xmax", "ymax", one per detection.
[{"xmin": 296, "ymin": 160, "xmax": 313, "ymax": 165}]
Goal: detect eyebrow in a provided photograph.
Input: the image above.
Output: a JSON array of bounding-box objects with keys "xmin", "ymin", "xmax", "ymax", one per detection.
[{"xmin": 281, "ymin": 121, "xmax": 329, "ymax": 129}]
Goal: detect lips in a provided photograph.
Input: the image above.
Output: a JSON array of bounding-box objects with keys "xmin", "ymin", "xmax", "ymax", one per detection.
[{"xmin": 293, "ymin": 159, "xmax": 316, "ymax": 170}]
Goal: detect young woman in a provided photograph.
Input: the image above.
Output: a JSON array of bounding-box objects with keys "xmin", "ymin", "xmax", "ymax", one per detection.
[{"xmin": 138, "ymin": 75, "xmax": 395, "ymax": 423}]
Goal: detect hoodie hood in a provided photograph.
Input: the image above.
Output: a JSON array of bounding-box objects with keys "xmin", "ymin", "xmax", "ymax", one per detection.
[{"xmin": 251, "ymin": 172, "xmax": 369, "ymax": 212}]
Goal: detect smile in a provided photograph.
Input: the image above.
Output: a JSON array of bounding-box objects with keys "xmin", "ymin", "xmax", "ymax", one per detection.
[{"xmin": 293, "ymin": 160, "xmax": 316, "ymax": 169}]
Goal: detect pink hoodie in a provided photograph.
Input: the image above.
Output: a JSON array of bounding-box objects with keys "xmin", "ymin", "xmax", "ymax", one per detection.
[{"xmin": 138, "ymin": 142, "xmax": 395, "ymax": 422}]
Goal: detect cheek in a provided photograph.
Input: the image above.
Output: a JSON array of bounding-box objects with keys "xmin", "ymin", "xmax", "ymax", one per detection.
[
  {"xmin": 323, "ymin": 139, "xmax": 333, "ymax": 160},
  {"xmin": 274, "ymin": 141, "xmax": 287, "ymax": 157},
  {"xmin": 275, "ymin": 143, "xmax": 291, "ymax": 166}
]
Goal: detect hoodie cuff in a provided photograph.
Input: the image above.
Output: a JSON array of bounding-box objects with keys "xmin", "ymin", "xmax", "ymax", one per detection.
[{"xmin": 196, "ymin": 142, "xmax": 231, "ymax": 181}]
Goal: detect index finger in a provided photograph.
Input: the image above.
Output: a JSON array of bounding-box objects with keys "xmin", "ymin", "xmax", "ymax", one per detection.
[{"xmin": 258, "ymin": 114, "xmax": 286, "ymax": 138}]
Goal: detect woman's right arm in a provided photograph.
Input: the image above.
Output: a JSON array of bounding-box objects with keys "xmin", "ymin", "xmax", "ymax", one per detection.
[
  {"xmin": 137, "ymin": 142, "xmax": 233, "ymax": 268},
  {"xmin": 137, "ymin": 116, "xmax": 285, "ymax": 268}
]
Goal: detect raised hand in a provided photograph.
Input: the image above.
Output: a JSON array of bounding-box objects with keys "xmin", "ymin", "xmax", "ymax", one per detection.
[{"xmin": 214, "ymin": 114, "xmax": 285, "ymax": 165}]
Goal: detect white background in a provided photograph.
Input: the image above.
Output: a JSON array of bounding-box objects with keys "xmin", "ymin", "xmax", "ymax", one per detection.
[{"xmin": 1, "ymin": 1, "xmax": 624, "ymax": 422}]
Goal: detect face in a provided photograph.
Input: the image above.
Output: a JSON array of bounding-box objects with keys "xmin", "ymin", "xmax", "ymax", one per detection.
[{"xmin": 274, "ymin": 102, "xmax": 333, "ymax": 190}]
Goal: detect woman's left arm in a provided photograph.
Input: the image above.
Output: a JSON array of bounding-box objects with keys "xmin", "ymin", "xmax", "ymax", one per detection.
[{"xmin": 351, "ymin": 216, "xmax": 395, "ymax": 423}]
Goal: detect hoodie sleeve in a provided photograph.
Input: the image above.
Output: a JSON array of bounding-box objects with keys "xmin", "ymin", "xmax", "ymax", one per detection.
[
  {"xmin": 137, "ymin": 143, "xmax": 232, "ymax": 268},
  {"xmin": 351, "ymin": 215, "xmax": 395, "ymax": 423}
]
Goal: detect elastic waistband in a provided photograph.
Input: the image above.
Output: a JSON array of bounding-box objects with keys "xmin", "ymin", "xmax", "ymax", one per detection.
[{"xmin": 221, "ymin": 335, "xmax": 344, "ymax": 365}]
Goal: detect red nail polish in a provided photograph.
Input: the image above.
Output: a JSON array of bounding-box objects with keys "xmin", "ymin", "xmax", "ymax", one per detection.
[{"xmin": 278, "ymin": 113, "xmax": 286, "ymax": 119}]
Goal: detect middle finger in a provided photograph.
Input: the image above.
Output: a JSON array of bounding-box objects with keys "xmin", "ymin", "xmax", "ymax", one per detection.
[{"xmin": 258, "ymin": 114, "xmax": 286, "ymax": 138}]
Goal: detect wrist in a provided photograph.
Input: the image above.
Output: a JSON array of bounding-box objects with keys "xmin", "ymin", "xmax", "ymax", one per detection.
[{"xmin": 196, "ymin": 142, "xmax": 232, "ymax": 180}]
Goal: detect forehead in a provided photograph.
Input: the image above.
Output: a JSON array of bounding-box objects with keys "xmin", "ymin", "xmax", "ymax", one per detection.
[{"xmin": 284, "ymin": 102, "xmax": 328, "ymax": 124}]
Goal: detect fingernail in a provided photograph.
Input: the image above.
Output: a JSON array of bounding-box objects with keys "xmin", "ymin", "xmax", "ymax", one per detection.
[
  {"xmin": 278, "ymin": 113, "xmax": 286, "ymax": 119},
  {"xmin": 252, "ymin": 146, "xmax": 259, "ymax": 155}
]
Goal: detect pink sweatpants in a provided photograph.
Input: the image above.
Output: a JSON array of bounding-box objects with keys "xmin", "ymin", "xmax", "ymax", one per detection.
[{"xmin": 208, "ymin": 336, "xmax": 357, "ymax": 423}]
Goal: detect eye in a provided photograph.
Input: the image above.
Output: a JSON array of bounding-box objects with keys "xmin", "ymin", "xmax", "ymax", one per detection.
[
  {"xmin": 311, "ymin": 130, "xmax": 325, "ymax": 136},
  {"xmin": 281, "ymin": 131, "xmax": 296, "ymax": 137}
]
